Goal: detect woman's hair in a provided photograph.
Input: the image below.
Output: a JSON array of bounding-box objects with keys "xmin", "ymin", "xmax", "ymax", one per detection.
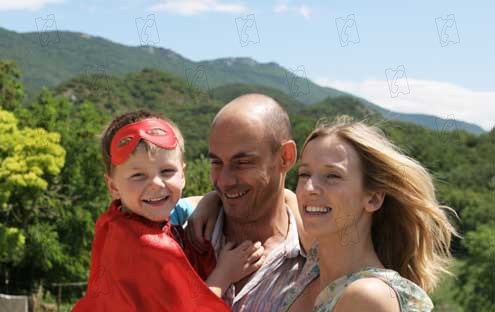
[
  {"xmin": 100, "ymin": 110, "xmax": 185, "ymax": 174},
  {"xmin": 302, "ymin": 116, "xmax": 457, "ymax": 293}
]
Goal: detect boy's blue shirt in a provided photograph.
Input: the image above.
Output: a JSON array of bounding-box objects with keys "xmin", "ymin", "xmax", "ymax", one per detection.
[{"xmin": 170, "ymin": 198, "xmax": 194, "ymax": 225}]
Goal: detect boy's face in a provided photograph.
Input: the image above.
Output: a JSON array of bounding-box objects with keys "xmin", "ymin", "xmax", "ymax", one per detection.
[{"xmin": 104, "ymin": 144, "xmax": 185, "ymax": 222}]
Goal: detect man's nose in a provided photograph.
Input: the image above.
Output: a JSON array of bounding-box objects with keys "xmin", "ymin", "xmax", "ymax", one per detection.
[{"xmin": 216, "ymin": 166, "xmax": 237, "ymax": 189}]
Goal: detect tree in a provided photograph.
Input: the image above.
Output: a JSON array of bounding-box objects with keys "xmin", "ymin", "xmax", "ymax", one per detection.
[
  {"xmin": 456, "ymin": 225, "xmax": 495, "ymax": 312},
  {"xmin": 0, "ymin": 108, "xmax": 65, "ymax": 289},
  {"xmin": 16, "ymin": 91, "xmax": 111, "ymax": 288},
  {"xmin": 0, "ymin": 61, "xmax": 24, "ymax": 111},
  {"xmin": 183, "ymin": 154, "xmax": 214, "ymax": 196},
  {"xmin": 0, "ymin": 109, "xmax": 65, "ymax": 219},
  {"xmin": 0, "ymin": 224, "xmax": 25, "ymax": 265}
]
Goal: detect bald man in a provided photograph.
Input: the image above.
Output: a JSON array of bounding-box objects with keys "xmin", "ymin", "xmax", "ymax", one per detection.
[{"xmin": 207, "ymin": 94, "xmax": 319, "ymax": 311}]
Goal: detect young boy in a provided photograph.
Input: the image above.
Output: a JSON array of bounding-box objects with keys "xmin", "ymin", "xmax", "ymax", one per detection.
[{"xmin": 73, "ymin": 111, "xmax": 264, "ymax": 311}]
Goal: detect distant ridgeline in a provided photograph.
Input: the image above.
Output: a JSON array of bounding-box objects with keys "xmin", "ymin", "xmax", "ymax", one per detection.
[{"xmin": 0, "ymin": 26, "xmax": 485, "ymax": 134}]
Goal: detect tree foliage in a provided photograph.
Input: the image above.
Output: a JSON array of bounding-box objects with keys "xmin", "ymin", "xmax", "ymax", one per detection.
[
  {"xmin": 0, "ymin": 60, "xmax": 24, "ymax": 111},
  {"xmin": 456, "ymin": 225, "xmax": 495, "ymax": 312}
]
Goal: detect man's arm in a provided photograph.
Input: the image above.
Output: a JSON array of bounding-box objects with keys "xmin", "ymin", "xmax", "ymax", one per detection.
[{"xmin": 185, "ymin": 191, "xmax": 223, "ymax": 252}]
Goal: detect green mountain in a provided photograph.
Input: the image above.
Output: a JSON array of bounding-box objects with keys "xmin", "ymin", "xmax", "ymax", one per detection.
[
  {"xmin": 208, "ymin": 83, "xmax": 305, "ymax": 114},
  {"xmin": 0, "ymin": 26, "xmax": 485, "ymax": 134},
  {"xmin": 53, "ymin": 69, "xmax": 377, "ymax": 149},
  {"xmin": 54, "ymin": 69, "xmax": 223, "ymax": 159}
]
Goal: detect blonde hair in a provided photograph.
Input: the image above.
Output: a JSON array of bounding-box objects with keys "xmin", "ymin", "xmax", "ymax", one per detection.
[{"xmin": 302, "ymin": 116, "xmax": 457, "ymax": 292}]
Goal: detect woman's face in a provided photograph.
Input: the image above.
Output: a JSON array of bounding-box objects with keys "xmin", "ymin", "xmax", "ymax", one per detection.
[{"xmin": 296, "ymin": 134, "xmax": 374, "ymax": 241}]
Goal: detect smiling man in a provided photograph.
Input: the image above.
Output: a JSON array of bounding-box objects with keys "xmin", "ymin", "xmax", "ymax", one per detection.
[{"xmin": 206, "ymin": 94, "xmax": 319, "ymax": 311}]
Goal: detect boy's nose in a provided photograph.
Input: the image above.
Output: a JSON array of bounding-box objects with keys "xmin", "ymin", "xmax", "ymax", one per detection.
[{"xmin": 151, "ymin": 175, "xmax": 166, "ymax": 188}]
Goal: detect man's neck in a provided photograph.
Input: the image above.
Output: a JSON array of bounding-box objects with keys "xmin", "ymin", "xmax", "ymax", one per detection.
[{"xmin": 224, "ymin": 199, "xmax": 289, "ymax": 254}]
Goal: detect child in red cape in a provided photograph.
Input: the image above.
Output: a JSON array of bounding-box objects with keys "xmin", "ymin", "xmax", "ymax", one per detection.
[{"xmin": 72, "ymin": 111, "xmax": 265, "ymax": 312}]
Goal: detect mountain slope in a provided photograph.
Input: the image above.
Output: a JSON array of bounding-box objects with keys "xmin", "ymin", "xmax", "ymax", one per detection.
[
  {"xmin": 0, "ymin": 27, "xmax": 345, "ymax": 103},
  {"xmin": 54, "ymin": 68, "xmax": 223, "ymax": 158},
  {"xmin": 208, "ymin": 83, "xmax": 305, "ymax": 113},
  {"xmin": 0, "ymin": 27, "xmax": 485, "ymax": 134}
]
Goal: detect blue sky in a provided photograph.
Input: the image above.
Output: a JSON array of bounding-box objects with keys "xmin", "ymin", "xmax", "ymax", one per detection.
[{"xmin": 1, "ymin": 0, "xmax": 494, "ymax": 130}]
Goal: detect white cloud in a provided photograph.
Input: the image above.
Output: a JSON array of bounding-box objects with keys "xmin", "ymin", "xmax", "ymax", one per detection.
[
  {"xmin": 315, "ymin": 77, "xmax": 495, "ymax": 131},
  {"xmin": 298, "ymin": 5, "xmax": 311, "ymax": 19},
  {"xmin": 274, "ymin": 3, "xmax": 289, "ymax": 13},
  {"xmin": 273, "ymin": 1, "xmax": 311, "ymax": 19},
  {"xmin": 0, "ymin": 0, "xmax": 63, "ymax": 11},
  {"xmin": 150, "ymin": 0, "xmax": 248, "ymax": 16}
]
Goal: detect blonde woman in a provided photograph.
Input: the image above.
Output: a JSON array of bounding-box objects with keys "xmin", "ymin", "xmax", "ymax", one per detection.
[{"xmin": 286, "ymin": 117, "xmax": 456, "ymax": 311}]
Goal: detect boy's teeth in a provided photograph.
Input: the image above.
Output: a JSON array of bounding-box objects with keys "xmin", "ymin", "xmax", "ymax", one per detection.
[
  {"xmin": 224, "ymin": 191, "xmax": 248, "ymax": 199},
  {"xmin": 305, "ymin": 206, "xmax": 331, "ymax": 213},
  {"xmin": 144, "ymin": 196, "xmax": 167, "ymax": 202}
]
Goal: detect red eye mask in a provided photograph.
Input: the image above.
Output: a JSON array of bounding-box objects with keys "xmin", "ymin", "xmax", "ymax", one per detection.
[{"xmin": 110, "ymin": 118, "xmax": 178, "ymax": 165}]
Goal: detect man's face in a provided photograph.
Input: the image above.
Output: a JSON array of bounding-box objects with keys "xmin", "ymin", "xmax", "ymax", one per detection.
[{"xmin": 208, "ymin": 118, "xmax": 283, "ymax": 224}]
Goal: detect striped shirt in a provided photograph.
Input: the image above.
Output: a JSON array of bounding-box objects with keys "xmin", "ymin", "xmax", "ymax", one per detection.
[{"xmin": 211, "ymin": 207, "xmax": 319, "ymax": 312}]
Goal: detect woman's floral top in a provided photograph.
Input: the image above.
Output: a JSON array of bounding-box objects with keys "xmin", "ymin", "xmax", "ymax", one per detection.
[{"xmin": 313, "ymin": 267, "xmax": 434, "ymax": 312}]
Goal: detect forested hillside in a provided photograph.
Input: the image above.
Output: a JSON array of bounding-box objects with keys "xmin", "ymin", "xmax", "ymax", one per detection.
[
  {"xmin": 0, "ymin": 61, "xmax": 494, "ymax": 311},
  {"xmin": 0, "ymin": 27, "xmax": 485, "ymax": 134}
]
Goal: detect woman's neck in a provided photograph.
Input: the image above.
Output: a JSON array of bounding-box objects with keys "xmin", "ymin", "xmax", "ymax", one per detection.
[{"xmin": 317, "ymin": 227, "xmax": 383, "ymax": 289}]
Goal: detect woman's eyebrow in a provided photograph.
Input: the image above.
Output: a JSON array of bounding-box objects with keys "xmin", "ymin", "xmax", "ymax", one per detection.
[
  {"xmin": 324, "ymin": 164, "xmax": 344, "ymax": 170},
  {"xmin": 297, "ymin": 163, "xmax": 345, "ymax": 170}
]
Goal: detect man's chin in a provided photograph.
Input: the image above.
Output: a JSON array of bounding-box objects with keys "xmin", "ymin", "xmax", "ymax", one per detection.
[{"xmin": 224, "ymin": 207, "xmax": 258, "ymax": 224}]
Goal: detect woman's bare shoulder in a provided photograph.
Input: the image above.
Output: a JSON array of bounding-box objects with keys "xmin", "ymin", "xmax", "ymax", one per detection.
[{"xmin": 333, "ymin": 277, "xmax": 400, "ymax": 312}]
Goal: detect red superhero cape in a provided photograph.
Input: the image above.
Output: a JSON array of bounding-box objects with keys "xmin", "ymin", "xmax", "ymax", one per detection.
[{"xmin": 72, "ymin": 200, "xmax": 230, "ymax": 312}]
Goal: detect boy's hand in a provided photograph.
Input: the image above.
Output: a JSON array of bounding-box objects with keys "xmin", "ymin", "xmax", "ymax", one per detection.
[
  {"xmin": 185, "ymin": 191, "xmax": 222, "ymax": 253},
  {"xmin": 217, "ymin": 240, "xmax": 265, "ymax": 283},
  {"xmin": 206, "ymin": 240, "xmax": 265, "ymax": 296}
]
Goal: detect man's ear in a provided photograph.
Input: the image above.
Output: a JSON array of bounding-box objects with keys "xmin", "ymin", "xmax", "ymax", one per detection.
[
  {"xmin": 364, "ymin": 191, "xmax": 385, "ymax": 213},
  {"xmin": 280, "ymin": 140, "xmax": 297, "ymax": 172},
  {"xmin": 104, "ymin": 174, "xmax": 121, "ymax": 200}
]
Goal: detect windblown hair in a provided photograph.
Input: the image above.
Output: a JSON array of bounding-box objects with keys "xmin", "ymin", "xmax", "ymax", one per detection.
[
  {"xmin": 100, "ymin": 110, "xmax": 185, "ymax": 174},
  {"xmin": 302, "ymin": 116, "xmax": 457, "ymax": 293}
]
